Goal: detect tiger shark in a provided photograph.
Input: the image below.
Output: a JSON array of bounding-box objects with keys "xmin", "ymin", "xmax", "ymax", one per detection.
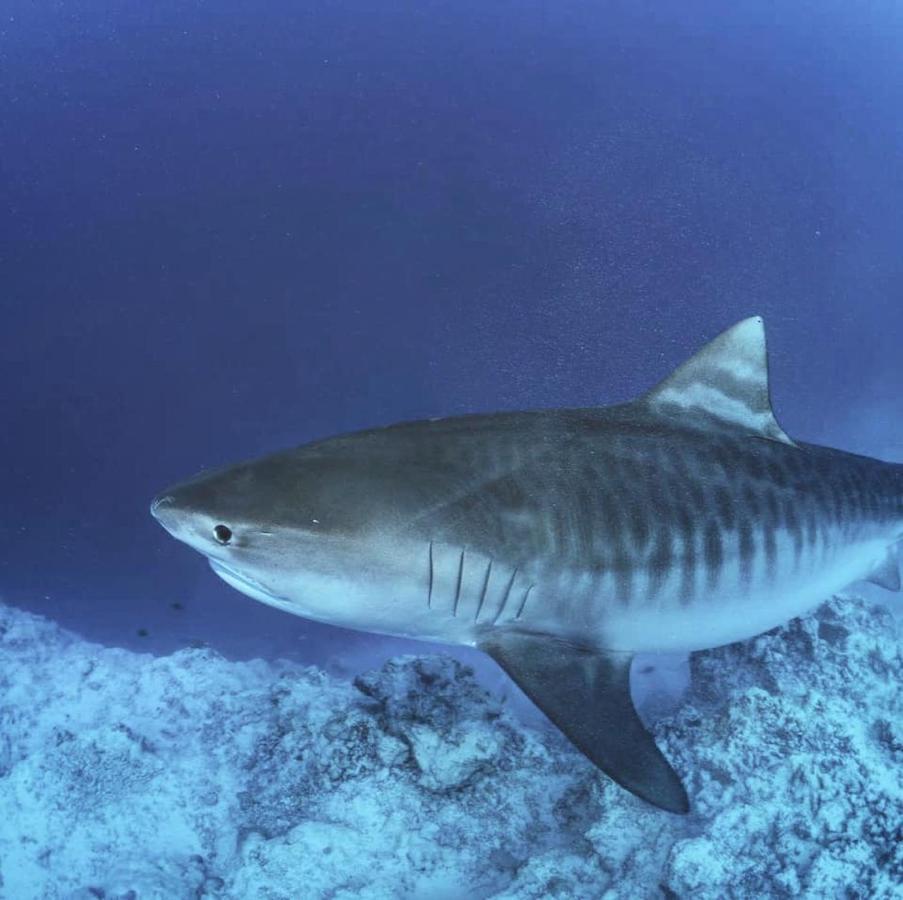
[{"xmin": 151, "ymin": 317, "xmax": 902, "ymax": 813}]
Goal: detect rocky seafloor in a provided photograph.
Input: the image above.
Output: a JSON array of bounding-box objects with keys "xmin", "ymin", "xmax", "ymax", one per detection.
[{"xmin": 0, "ymin": 594, "xmax": 899, "ymax": 899}]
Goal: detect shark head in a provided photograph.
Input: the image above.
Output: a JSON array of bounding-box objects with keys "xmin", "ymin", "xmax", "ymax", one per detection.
[{"xmin": 151, "ymin": 442, "xmax": 438, "ymax": 630}]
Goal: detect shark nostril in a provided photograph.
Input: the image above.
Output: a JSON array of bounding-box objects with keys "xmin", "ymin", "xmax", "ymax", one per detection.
[
  {"xmin": 150, "ymin": 495, "xmax": 175, "ymax": 518},
  {"xmin": 150, "ymin": 495, "xmax": 174, "ymax": 523}
]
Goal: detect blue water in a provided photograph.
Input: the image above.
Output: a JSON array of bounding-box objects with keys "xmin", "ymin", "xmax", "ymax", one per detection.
[{"xmin": 4, "ymin": 0, "xmax": 902, "ymax": 659}]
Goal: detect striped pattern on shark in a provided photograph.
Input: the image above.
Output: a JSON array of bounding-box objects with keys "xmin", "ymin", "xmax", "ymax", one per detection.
[{"xmin": 152, "ymin": 317, "xmax": 903, "ymax": 813}]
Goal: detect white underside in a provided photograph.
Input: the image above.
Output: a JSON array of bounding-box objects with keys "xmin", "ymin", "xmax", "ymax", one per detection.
[{"xmin": 209, "ymin": 528, "xmax": 899, "ymax": 656}]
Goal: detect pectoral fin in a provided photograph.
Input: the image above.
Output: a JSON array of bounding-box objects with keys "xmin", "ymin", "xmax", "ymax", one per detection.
[{"xmin": 482, "ymin": 632, "xmax": 689, "ymax": 814}]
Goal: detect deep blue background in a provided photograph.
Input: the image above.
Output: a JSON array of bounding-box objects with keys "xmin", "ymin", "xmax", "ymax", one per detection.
[{"xmin": 2, "ymin": 0, "xmax": 902, "ymax": 662}]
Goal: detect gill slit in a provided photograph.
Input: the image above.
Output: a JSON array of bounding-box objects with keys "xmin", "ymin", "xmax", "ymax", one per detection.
[
  {"xmin": 492, "ymin": 567, "xmax": 519, "ymax": 625},
  {"xmin": 515, "ymin": 583, "xmax": 534, "ymax": 620},
  {"xmin": 474, "ymin": 558, "xmax": 493, "ymax": 623},
  {"xmin": 453, "ymin": 549, "xmax": 465, "ymax": 617},
  {"xmin": 427, "ymin": 541, "xmax": 434, "ymax": 609}
]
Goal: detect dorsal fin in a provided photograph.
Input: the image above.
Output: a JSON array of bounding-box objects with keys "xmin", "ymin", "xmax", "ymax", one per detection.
[{"xmin": 643, "ymin": 316, "xmax": 796, "ymax": 446}]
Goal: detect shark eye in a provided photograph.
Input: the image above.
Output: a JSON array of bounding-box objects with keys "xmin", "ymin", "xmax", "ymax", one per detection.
[{"xmin": 213, "ymin": 524, "xmax": 233, "ymax": 545}]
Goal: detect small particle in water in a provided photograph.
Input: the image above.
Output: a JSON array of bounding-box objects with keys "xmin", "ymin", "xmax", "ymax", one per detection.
[
  {"xmin": 170, "ymin": 601, "xmax": 184, "ymax": 611},
  {"xmin": 137, "ymin": 628, "xmax": 149, "ymax": 638}
]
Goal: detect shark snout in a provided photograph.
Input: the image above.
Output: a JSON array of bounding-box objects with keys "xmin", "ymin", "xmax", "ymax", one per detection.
[
  {"xmin": 150, "ymin": 494, "xmax": 173, "ymax": 515},
  {"xmin": 150, "ymin": 494, "xmax": 179, "ymax": 533},
  {"xmin": 150, "ymin": 487, "xmax": 238, "ymax": 554}
]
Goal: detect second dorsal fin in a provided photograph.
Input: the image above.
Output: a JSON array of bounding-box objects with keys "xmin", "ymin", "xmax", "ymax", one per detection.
[{"xmin": 643, "ymin": 316, "xmax": 795, "ymax": 446}]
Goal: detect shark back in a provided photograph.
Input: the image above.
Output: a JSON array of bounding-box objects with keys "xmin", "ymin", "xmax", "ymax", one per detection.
[{"xmin": 403, "ymin": 405, "xmax": 903, "ymax": 650}]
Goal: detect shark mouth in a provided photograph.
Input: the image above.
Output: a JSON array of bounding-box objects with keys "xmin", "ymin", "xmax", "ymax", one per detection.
[{"xmin": 208, "ymin": 559, "xmax": 283, "ymax": 604}]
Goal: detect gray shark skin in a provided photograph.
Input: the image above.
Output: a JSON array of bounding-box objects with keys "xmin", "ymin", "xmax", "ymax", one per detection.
[{"xmin": 152, "ymin": 318, "xmax": 903, "ymax": 813}]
